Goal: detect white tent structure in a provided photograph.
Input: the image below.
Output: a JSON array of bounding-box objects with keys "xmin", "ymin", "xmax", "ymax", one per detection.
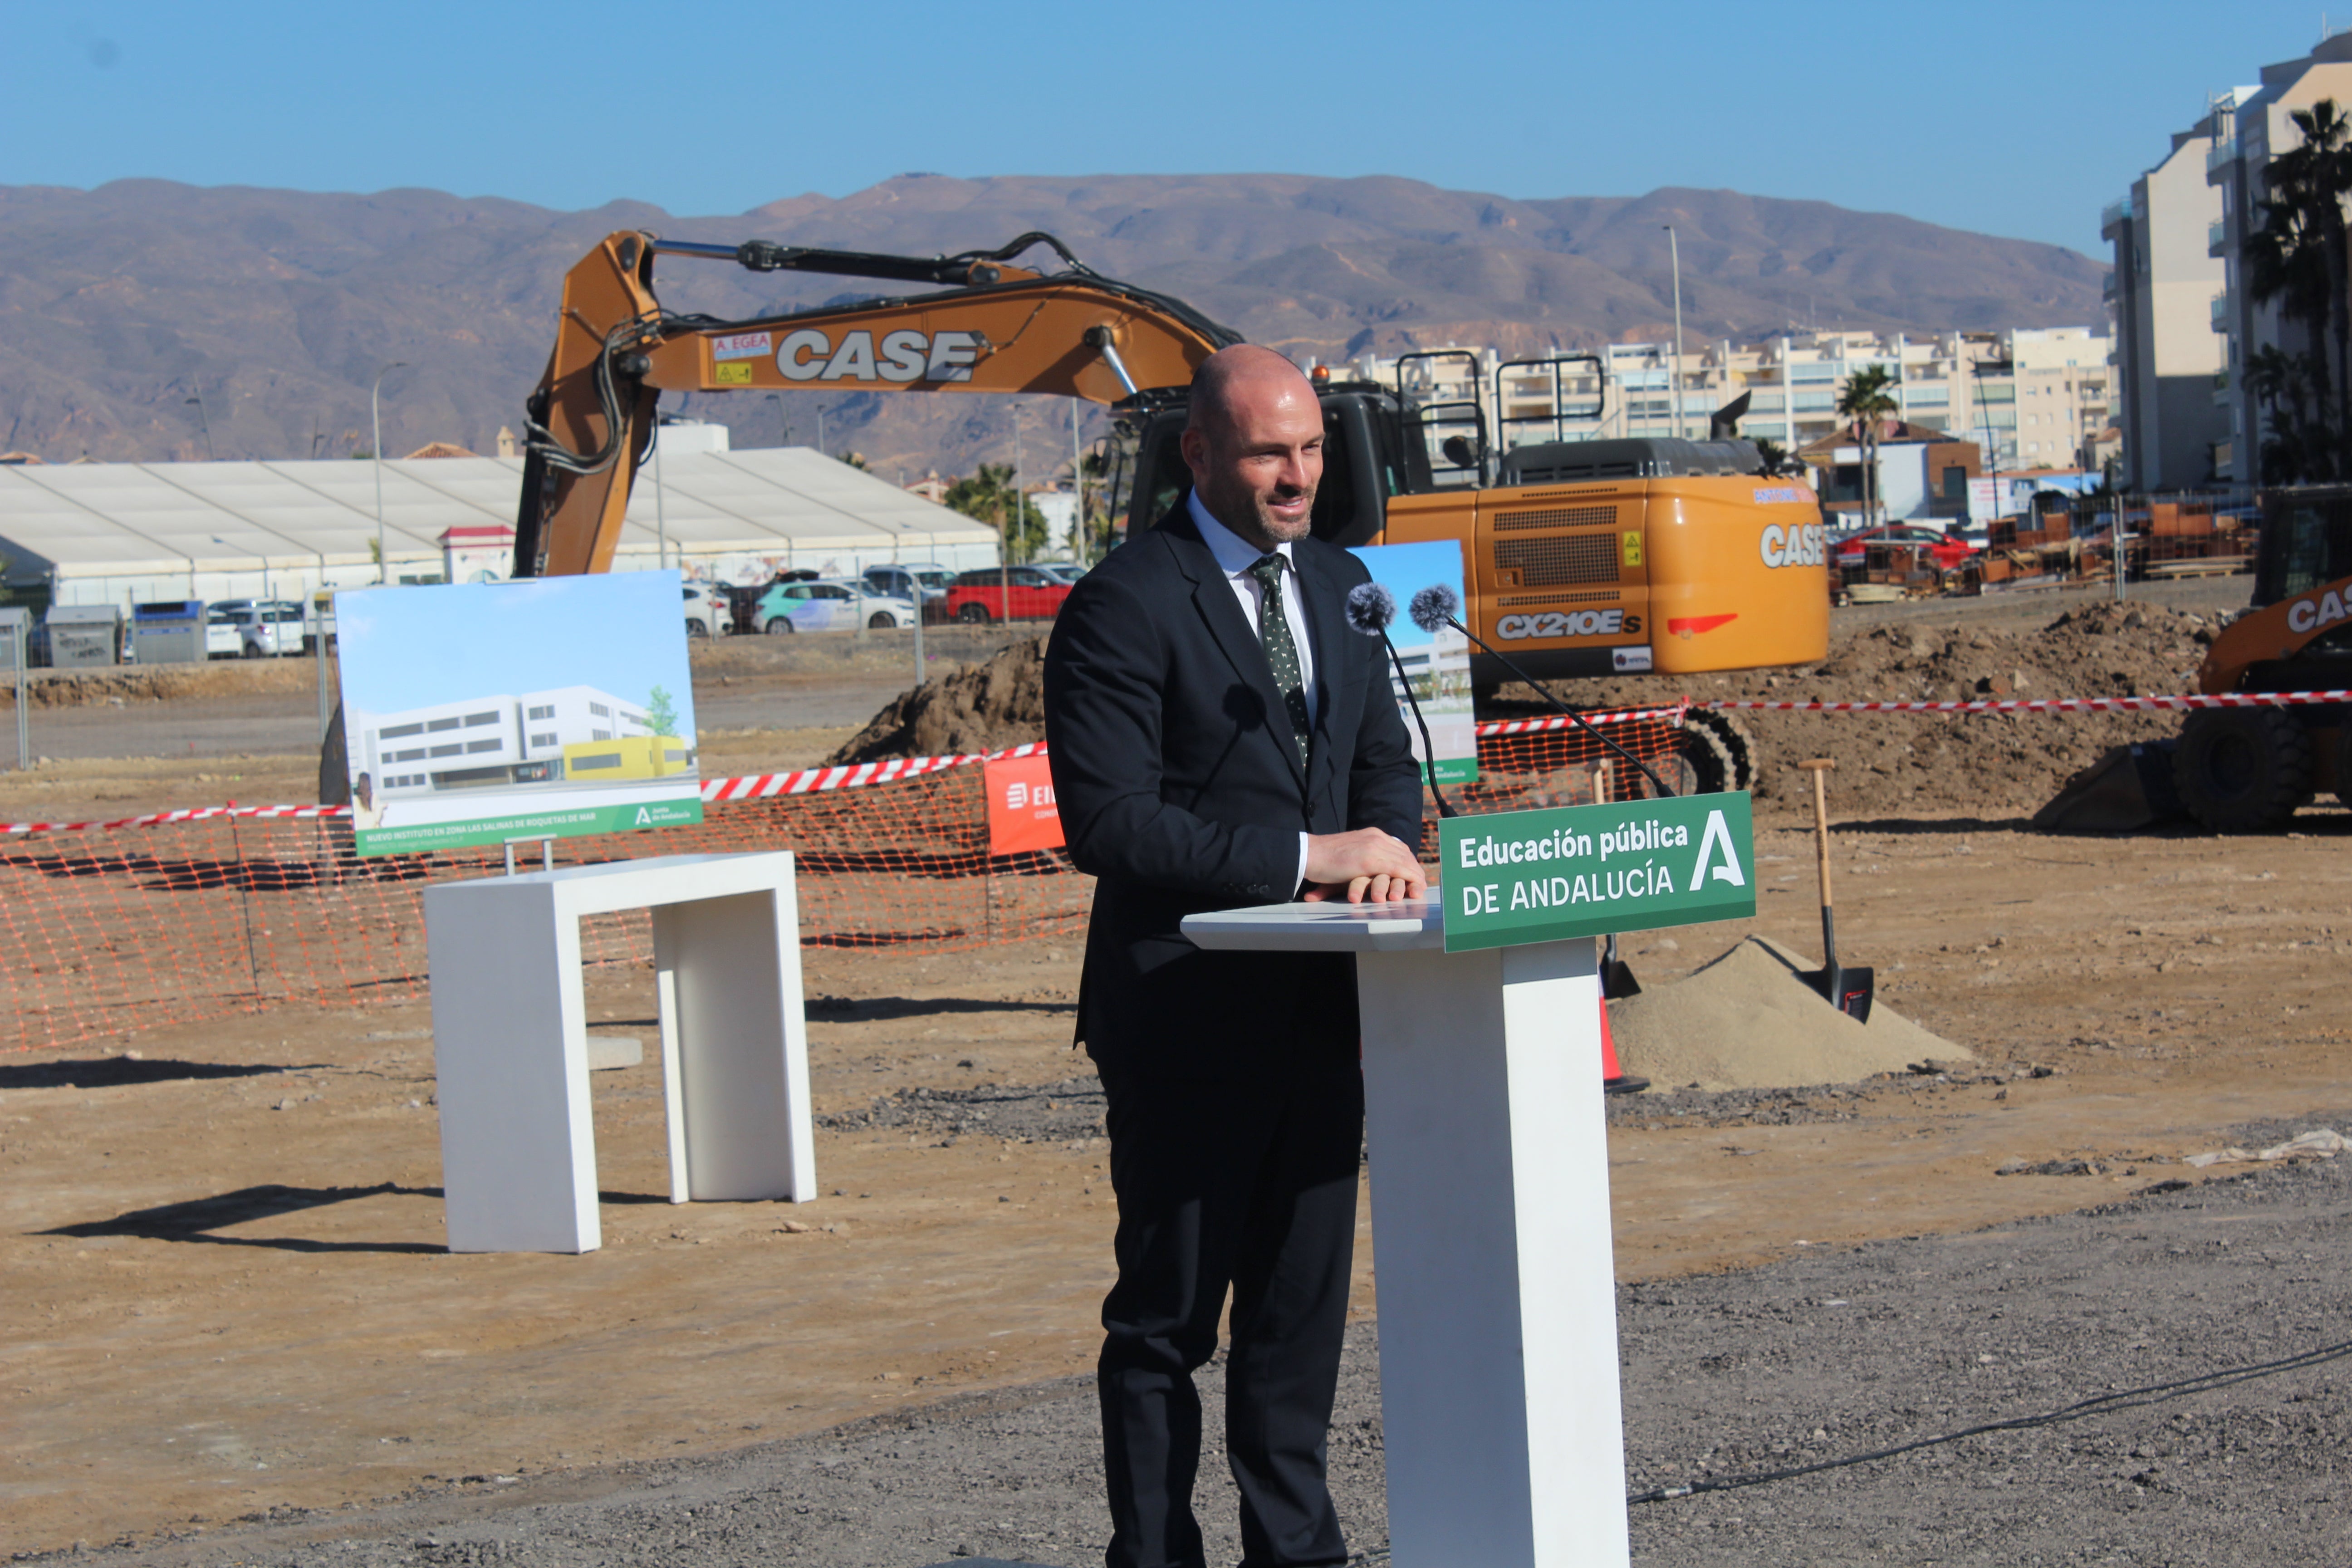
[{"xmin": 0, "ymin": 450, "xmax": 1001, "ymax": 610}]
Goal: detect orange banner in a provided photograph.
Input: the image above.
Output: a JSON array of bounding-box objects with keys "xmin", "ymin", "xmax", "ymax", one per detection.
[{"xmin": 984, "ymin": 752, "xmax": 1065, "ymax": 854}]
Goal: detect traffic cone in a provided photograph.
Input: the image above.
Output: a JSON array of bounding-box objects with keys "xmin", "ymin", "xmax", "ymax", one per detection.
[{"xmin": 1600, "ymin": 993, "xmax": 1649, "ymax": 1096}]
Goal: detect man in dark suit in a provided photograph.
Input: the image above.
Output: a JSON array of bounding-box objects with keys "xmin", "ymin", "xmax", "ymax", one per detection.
[{"xmin": 1044, "ymin": 345, "xmax": 1428, "ymax": 1568}]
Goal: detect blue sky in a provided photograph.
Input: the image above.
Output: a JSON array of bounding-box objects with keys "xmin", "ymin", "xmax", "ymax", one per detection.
[
  {"xmin": 2, "ymin": 3, "xmax": 2327, "ymax": 256},
  {"xmin": 337, "ymin": 573, "xmax": 696, "ymax": 724}
]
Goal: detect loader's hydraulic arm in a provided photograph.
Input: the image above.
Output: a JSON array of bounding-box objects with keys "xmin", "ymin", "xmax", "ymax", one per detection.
[{"xmin": 513, "ymin": 230, "xmax": 1238, "ymax": 578}]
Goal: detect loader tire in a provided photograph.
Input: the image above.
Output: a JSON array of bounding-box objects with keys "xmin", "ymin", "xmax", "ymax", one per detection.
[{"xmin": 2172, "ymin": 707, "xmax": 2314, "ymax": 833}]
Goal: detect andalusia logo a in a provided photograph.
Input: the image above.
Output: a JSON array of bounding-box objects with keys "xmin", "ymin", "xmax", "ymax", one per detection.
[{"xmin": 1687, "ymin": 808, "xmax": 1748, "ymax": 891}]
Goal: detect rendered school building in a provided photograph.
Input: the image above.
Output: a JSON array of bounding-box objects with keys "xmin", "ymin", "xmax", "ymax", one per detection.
[{"xmin": 353, "ymin": 686, "xmax": 689, "ymax": 799}]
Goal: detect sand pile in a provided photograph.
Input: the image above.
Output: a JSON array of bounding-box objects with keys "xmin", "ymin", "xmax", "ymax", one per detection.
[
  {"xmin": 827, "ymin": 636, "xmax": 1048, "ymax": 765},
  {"xmin": 1608, "ymin": 936, "xmax": 1970, "ymax": 1092},
  {"xmin": 1531, "ymin": 602, "xmax": 2223, "ymax": 819}
]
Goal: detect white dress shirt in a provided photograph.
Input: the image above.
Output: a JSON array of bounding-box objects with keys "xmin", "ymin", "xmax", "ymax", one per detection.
[{"xmin": 1188, "ymin": 490, "xmax": 1318, "ymax": 890}]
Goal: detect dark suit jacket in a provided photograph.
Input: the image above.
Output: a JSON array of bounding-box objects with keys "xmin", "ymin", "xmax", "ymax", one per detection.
[{"xmin": 1042, "ymin": 499, "xmax": 1424, "ymax": 1083}]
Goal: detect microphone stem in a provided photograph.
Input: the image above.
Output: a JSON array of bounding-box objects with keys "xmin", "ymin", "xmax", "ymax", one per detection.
[
  {"xmin": 1382, "ymin": 630, "xmax": 1459, "ymax": 818},
  {"xmin": 1447, "ymin": 617, "xmax": 1680, "ymax": 799}
]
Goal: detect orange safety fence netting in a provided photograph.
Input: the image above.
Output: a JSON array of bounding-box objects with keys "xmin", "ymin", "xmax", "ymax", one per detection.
[{"xmin": 0, "ymin": 706, "xmax": 1688, "ymax": 1051}]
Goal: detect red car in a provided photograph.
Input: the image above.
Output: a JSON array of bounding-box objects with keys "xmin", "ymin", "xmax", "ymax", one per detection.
[
  {"xmin": 943, "ymin": 566, "xmax": 1074, "ymax": 623},
  {"xmin": 1833, "ymin": 524, "xmax": 1977, "ymax": 573}
]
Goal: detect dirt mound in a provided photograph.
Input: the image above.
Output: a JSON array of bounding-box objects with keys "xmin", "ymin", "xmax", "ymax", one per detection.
[
  {"xmin": 826, "ymin": 637, "xmax": 1049, "ymax": 765},
  {"xmin": 0, "ymin": 660, "xmax": 314, "ymax": 710},
  {"xmin": 1530, "ymin": 600, "xmax": 2225, "ymax": 822},
  {"xmin": 1608, "ymin": 936, "xmax": 1970, "ymax": 1092},
  {"xmin": 824, "ymin": 601, "xmax": 2233, "ymax": 821}
]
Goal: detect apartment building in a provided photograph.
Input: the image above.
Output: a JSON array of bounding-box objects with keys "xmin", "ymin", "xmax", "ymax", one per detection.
[
  {"xmin": 2204, "ymin": 30, "xmax": 2352, "ymax": 485},
  {"xmin": 2102, "ymin": 93, "xmax": 2234, "ymax": 490},
  {"xmin": 1366, "ymin": 328, "xmax": 2110, "ymax": 480}
]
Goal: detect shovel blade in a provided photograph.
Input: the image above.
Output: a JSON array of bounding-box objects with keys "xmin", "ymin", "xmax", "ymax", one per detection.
[
  {"xmin": 1601, "ymin": 955, "xmax": 1643, "ymax": 1000},
  {"xmin": 1802, "ymin": 963, "xmax": 1876, "ymax": 1025}
]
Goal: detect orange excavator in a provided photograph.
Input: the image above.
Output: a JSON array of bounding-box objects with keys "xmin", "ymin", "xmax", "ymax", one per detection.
[
  {"xmin": 515, "ymin": 230, "xmax": 1830, "ymax": 786},
  {"xmin": 2167, "ymin": 484, "xmax": 2352, "ymax": 830}
]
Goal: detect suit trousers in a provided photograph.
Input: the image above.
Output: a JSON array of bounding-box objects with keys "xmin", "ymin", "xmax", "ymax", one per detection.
[{"xmin": 1097, "ymin": 1061, "xmax": 1365, "ymax": 1568}]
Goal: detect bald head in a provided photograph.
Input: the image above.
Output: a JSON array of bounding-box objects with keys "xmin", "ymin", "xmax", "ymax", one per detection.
[{"xmin": 1181, "ymin": 346, "xmax": 1325, "ymax": 550}]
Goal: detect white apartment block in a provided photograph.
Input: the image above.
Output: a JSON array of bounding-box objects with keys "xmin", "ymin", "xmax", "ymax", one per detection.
[
  {"xmin": 2203, "ymin": 30, "xmax": 2352, "ymax": 486},
  {"xmin": 354, "ymin": 685, "xmax": 655, "ymax": 798},
  {"xmin": 1362, "ymin": 328, "xmax": 2111, "ymax": 479},
  {"xmin": 2102, "ymin": 93, "xmax": 2234, "ymax": 490}
]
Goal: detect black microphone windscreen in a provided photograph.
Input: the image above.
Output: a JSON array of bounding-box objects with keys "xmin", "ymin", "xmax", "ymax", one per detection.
[
  {"xmin": 1344, "ymin": 581, "xmax": 1396, "ymax": 635},
  {"xmin": 1408, "ymin": 583, "xmax": 1460, "ymax": 634}
]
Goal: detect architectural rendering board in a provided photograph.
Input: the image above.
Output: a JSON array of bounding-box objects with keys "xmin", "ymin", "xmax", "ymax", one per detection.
[
  {"xmin": 1349, "ymin": 539, "xmax": 1477, "ymax": 785},
  {"xmin": 336, "ymin": 573, "xmax": 702, "ymax": 855}
]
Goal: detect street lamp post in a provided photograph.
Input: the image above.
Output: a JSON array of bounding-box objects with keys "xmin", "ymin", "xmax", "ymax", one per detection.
[
  {"xmin": 653, "ymin": 414, "xmax": 671, "ymax": 572},
  {"xmin": 371, "ymin": 362, "xmax": 407, "ymax": 585},
  {"xmin": 184, "ymin": 390, "xmax": 215, "ymax": 461},
  {"xmin": 1663, "ymin": 226, "xmax": 1687, "ymax": 442}
]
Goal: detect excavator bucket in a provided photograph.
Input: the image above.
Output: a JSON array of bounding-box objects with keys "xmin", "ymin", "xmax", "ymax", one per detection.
[{"xmin": 2031, "ymin": 741, "xmax": 2183, "ymax": 833}]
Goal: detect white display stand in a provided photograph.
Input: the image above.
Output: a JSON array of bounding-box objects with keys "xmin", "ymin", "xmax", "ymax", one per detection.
[
  {"xmin": 1182, "ymin": 900, "xmax": 1627, "ymax": 1568},
  {"xmin": 423, "ymin": 851, "xmax": 815, "ymax": 1254}
]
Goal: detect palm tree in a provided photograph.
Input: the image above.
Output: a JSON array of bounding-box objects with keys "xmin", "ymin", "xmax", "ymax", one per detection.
[
  {"xmin": 2244, "ymin": 343, "xmax": 2322, "ymax": 482},
  {"xmin": 1834, "ymin": 365, "xmax": 1899, "ymax": 526},
  {"xmin": 1754, "ymin": 437, "xmax": 1799, "ymax": 478},
  {"xmin": 2244, "ymin": 98, "xmax": 2352, "ymax": 479},
  {"xmin": 943, "ymin": 463, "xmax": 1050, "ymax": 561}
]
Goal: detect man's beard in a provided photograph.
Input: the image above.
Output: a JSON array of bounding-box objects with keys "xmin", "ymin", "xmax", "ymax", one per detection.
[{"xmin": 1201, "ymin": 473, "xmax": 1318, "ymax": 546}]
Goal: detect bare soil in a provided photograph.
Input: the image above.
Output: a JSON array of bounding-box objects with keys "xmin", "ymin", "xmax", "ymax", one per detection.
[
  {"xmin": 7, "ymin": 575, "xmax": 2343, "ymax": 1558},
  {"xmin": 6, "ymin": 810, "xmax": 2351, "ymax": 1554}
]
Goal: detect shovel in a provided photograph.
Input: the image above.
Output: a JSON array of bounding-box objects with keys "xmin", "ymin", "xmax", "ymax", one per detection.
[
  {"xmin": 1600, "ymin": 931, "xmax": 1642, "ymax": 1000},
  {"xmin": 1798, "ymin": 759, "xmax": 1874, "ymax": 1023}
]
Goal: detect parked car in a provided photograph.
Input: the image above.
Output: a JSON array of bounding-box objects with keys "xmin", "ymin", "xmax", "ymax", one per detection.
[
  {"xmin": 860, "ymin": 563, "xmax": 956, "ymax": 612},
  {"xmin": 681, "ymin": 582, "xmax": 727, "ymax": 638},
  {"xmin": 230, "ymin": 601, "xmax": 306, "ymax": 657},
  {"xmin": 753, "ymin": 578, "xmax": 918, "ymax": 633},
  {"xmin": 205, "ymin": 603, "xmax": 248, "ymax": 658},
  {"xmin": 1030, "ymin": 561, "xmax": 1090, "ymax": 584},
  {"xmin": 1832, "ymin": 524, "xmax": 1977, "ymax": 574},
  {"xmin": 941, "ymin": 565, "xmax": 1075, "ymax": 624}
]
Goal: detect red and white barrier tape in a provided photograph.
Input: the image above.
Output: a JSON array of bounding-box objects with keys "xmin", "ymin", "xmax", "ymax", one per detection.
[
  {"xmin": 0, "ymin": 700, "xmax": 1737, "ymax": 838},
  {"xmin": 699, "ymin": 740, "xmax": 1048, "ymax": 802},
  {"xmin": 3, "ymin": 802, "xmax": 348, "ymax": 838},
  {"xmin": 1473, "ymin": 703, "xmax": 1686, "ymax": 737},
  {"xmin": 1701, "ymin": 690, "xmax": 2352, "ymax": 716}
]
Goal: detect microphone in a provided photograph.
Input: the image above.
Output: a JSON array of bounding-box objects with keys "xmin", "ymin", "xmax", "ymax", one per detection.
[
  {"xmin": 1412, "ymin": 582, "xmax": 1679, "ymax": 801},
  {"xmin": 1345, "ymin": 582, "xmax": 1457, "ymax": 818},
  {"xmin": 1344, "ymin": 581, "xmax": 1396, "ymax": 637},
  {"xmin": 1408, "ymin": 583, "xmax": 1457, "ymax": 636}
]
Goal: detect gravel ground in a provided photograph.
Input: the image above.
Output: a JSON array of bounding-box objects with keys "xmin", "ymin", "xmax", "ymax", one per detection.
[{"xmin": 65, "ymin": 1114, "xmax": 2352, "ymax": 1568}]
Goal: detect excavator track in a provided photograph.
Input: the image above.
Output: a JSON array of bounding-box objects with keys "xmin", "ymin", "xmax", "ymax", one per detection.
[{"xmin": 1680, "ymin": 707, "xmax": 1757, "ymax": 794}]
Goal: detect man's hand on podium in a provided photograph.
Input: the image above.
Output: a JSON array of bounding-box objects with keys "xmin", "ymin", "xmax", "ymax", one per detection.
[{"xmin": 1301, "ymin": 828, "xmax": 1429, "ymax": 905}]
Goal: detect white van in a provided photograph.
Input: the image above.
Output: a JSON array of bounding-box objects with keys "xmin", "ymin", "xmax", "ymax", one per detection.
[{"xmin": 207, "ymin": 600, "xmax": 306, "ymax": 658}]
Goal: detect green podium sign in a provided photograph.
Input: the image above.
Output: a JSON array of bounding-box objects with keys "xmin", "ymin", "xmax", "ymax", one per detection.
[{"xmin": 1438, "ymin": 792, "xmax": 1756, "ymax": 952}]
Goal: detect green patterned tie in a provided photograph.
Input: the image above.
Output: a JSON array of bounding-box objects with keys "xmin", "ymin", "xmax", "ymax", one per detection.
[{"xmin": 1248, "ymin": 554, "xmax": 1311, "ymax": 772}]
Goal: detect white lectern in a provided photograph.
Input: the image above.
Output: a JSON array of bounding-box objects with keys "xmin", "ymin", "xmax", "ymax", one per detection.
[
  {"xmin": 423, "ymin": 851, "xmax": 815, "ymax": 1254},
  {"xmin": 1182, "ymin": 900, "xmax": 1627, "ymax": 1568}
]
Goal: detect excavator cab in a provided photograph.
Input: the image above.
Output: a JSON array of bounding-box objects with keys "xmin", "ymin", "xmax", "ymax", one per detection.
[{"xmin": 1104, "ymin": 386, "xmax": 1401, "ymax": 549}]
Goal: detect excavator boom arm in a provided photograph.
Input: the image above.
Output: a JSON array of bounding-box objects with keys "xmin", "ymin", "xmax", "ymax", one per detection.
[{"xmin": 514, "ymin": 230, "xmax": 1236, "ymax": 578}]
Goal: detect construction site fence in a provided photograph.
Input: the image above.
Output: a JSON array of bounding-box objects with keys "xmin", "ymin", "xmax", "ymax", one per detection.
[{"xmin": 0, "ymin": 708, "xmax": 1689, "ymax": 1052}]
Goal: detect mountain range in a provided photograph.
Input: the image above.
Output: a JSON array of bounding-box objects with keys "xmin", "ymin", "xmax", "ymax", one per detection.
[{"xmin": 0, "ymin": 174, "xmax": 2108, "ymax": 481}]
